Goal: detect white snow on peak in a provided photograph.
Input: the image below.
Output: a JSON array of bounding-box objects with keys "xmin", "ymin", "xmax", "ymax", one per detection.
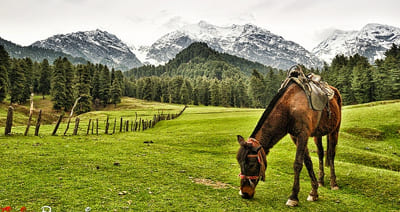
[
  {"xmin": 313, "ymin": 23, "xmax": 400, "ymax": 63},
  {"xmin": 137, "ymin": 21, "xmax": 322, "ymax": 69},
  {"xmin": 31, "ymin": 29, "xmax": 142, "ymax": 70}
]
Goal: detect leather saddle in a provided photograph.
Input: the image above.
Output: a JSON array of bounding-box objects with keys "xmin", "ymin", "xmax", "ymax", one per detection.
[{"xmin": 280, "ymin": 66, "xmax": 334, "ymax": 111}]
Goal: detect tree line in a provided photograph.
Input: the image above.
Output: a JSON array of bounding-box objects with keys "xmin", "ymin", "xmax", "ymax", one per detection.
[
  {"xmin": 321, "ymin": 44, "xmax": 400, "ymax": 105},
  {"xmin": 125, "ymin": 70, "xmax": 286, "ymax": 108},
  {"xmin": 0, "ymin": 45, "xmax": 124, "ymax": 114},
  {"xmin": 126, "ymin": 44, "xmax": 400, "ymax": 107},
  {"xmin": 1, "ymin": 43, "xmax": 399, "ymax": 112}
]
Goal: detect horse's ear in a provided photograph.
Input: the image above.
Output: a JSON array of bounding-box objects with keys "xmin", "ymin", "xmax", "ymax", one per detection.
[{"xmin": 237, "ymin": 135, "xmax": 246, "ymax": 146}]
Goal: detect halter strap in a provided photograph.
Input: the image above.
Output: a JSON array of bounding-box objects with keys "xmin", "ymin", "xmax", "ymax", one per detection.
[{"xmin": 239, "ymin": 138, "xmax": 266, "ymax": 181}]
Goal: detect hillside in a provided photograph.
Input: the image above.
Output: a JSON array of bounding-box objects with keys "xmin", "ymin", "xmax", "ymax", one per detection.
[
  {"xmin": 0, "ymin": 37, "xmax": 87, "ymax": 64},
  {"xmin": 0, "ymin": 99, "xmax": 398, "ymax": 210},
  {"xmin": 125, "ymin": 42, "xmax": 276, "ymax": 80}
]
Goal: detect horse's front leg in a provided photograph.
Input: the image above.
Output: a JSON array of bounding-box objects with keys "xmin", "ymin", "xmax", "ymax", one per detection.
[{"xmin": 286, "ymin": 134, "xmax": 308, "ymax": 207}]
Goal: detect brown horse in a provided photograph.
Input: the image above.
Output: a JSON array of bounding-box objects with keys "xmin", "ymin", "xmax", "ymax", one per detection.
[{"xmin": 236, "ymin": 80, "xmax": 342, "ymax": 206}]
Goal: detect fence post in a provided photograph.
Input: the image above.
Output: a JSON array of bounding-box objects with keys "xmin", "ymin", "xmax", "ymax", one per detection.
[
  {"xmin": 113, "ymin": 118, "xmax": 116, "ymax": 134},
  {"xmin": 120, "ymin": 117, "xmax": 123, "ymax": 132},
  {"xmin": 96, "ymin": 119, "xmax": 99, "ymax": 135},
  {"xmin": 105, "ymin": 116, "xmax": 109, "ymax": 134},
  {"xmin": 87, "ymin": 119, "xmax": 91, "ymax": 135},
  {"xmin": 24, "ymin": 93, "xmax": 34, "ymax": 136},
  {"xmin": 73, "ymin": 117, "xmax": 80, "ymax": 135},
  {"xmin": 64, "ymin": 97, "xmax": 81, "ymax": 135},
  {"xmin": 125, "ymin": 120, "xmax": 129, "ymax": 132},
  {"xmin": 34, "ymin": 109, "xmax": 42, "ymax": 136},
  {"xmin": 52, "ymin": 113, "xmax": 64, "ymax": 136},
  {"xmin": 5, "ymin": 106, "xmax": 13, "ymax": 136}
]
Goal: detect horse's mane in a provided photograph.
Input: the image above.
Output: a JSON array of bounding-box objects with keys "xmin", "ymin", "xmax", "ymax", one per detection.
[{"xmin": 250, "ymin": 81, "xmax": 293, "ymax": 138}]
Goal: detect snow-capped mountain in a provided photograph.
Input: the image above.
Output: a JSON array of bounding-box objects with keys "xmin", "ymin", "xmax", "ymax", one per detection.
[
  {"xmin": 31, "ymin": 29, "xmax": 142, "ymax": 70},
  {"xmin": 133, "ymin": 21, "xmax": 323, "ymax": 70},
  {"xmin": 312, "ymin": 23, "xmax": 400, "ymax": 63}
]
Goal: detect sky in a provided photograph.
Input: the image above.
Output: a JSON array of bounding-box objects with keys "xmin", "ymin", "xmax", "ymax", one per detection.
[{"xmin": 1, "ymin": 0, "xmax": 399, "ymax": 51}]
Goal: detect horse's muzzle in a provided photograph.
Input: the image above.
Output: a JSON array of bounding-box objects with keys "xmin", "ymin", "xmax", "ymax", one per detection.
[{"xmin": 239, "ymin": 190, "xmax": 254, "ymax": 199}]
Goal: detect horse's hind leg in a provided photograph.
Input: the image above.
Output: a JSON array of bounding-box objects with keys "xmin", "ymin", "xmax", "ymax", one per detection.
[
  {"xmin": 314, "ymin": 136, "xmax": 324, "ymax": 186},
  {"xmin": 327, "ymin": 129, "xmax": 339, "ymax": 190},
  {"xmin": 304, "ymin": 147, "xmax": 319, "ymax": 202}
]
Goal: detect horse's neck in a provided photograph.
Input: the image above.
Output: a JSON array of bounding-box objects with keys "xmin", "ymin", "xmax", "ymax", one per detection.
[
  {"xmin": 251, "ymin": 85, "xmax": 296, "ymax": 154},
  {"xmin": 252, "ymin": 106, "xmax": 289, "ymax": 155}
]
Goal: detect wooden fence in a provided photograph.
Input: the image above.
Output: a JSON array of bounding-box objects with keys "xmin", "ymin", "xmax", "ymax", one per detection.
[{"xmin": 4, "ymin": 105, "xmax": 187, "ymax": 136}]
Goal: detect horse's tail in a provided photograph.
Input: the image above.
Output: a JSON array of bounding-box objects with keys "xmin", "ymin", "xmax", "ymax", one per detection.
[
  {"xmin": 325, "ymin": 85, "xmax": 341, "ymax": 167},
  {"xmin": 325, "ymin": 132, "xmax": 338, "ymax": 167}
]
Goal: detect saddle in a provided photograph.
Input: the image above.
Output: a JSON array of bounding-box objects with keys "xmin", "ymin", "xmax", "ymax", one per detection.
[{"xmin": 280, "ymin": 66, "xmax": 334, "ymax": 111}]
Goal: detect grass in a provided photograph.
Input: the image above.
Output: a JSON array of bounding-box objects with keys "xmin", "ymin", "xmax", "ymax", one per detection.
[{"xmin": 0, "ymin": 99, "xmax": 399, "ymax": 211}]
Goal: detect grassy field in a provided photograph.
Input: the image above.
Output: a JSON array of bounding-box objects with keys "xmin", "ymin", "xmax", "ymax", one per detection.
[{"xmin": 0, "ymin": 98, "xmax": 399, "ymax": 211}]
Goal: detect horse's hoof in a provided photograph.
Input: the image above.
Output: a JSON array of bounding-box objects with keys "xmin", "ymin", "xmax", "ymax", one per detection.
[
  {"xmin": 286, "ymin": 199, "xmax": 299, "ymax": 207},
  {"xmin": 307, "ymin": 194, "xmax": 318, "ymax": 201},
  {"xmin": 331, "ymin": 186, "xmax": 339, "ymax": 190}
]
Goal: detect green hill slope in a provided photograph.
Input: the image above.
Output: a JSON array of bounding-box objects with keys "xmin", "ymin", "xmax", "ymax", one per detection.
[
  {"xmin": 0, "ymin": 100, "xmax": 398, "ymax": 211},
  {"xmin": 124, "ymin": 42, "xmax": 276, "ymax": 79}
]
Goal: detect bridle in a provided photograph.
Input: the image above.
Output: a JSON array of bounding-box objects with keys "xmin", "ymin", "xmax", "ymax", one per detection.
[{"xmin": 239, "ymin": 138, "xmax": 266, "ymax": 181}]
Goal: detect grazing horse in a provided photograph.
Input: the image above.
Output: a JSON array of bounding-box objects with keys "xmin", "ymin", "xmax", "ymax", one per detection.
[{"xmin": 236, "ymin": 74, "xmax": 342, "ymax": 206}]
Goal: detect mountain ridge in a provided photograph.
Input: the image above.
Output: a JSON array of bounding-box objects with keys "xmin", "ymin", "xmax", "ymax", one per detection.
[
  {"xmin": 132, "ymin": 21, "xmax": 324, "ymax": 70},
  {"xmin": 31, "ymin": 29, "xmax": 142, "ymax": 70},
  {"xmin": 312, "ymin": 23, "xmax": 400, "ymax": 63},
  {"xmin": 0, "ymin": 37, "xmax": 87, "ymax": 64}
]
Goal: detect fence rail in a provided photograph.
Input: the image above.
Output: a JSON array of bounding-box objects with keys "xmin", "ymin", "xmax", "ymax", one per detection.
[{"xmin": 3, "ymin": 106, "xmax": 187, "ymax": 136}]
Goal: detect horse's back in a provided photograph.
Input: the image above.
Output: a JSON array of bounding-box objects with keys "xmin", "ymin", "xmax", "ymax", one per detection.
[{"xmin": 283, "ymin": 83, "xmax": 342, "ymax": 137}]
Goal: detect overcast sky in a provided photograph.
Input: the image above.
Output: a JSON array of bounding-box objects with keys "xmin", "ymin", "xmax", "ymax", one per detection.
[{"xmin": 1, "ymin": 0, "xmax": 399, "ymax": 51}]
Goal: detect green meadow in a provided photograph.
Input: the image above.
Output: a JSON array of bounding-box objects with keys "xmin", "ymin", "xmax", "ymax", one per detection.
[{"xmin": 0, "ymin": 99, "xmax": 399, "ymax": 211}]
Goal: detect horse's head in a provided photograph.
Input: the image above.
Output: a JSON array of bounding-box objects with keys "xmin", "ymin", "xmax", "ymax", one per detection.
[{"xmin": 236, "ymin": 135, "xmax": 267, "ymax": 199}]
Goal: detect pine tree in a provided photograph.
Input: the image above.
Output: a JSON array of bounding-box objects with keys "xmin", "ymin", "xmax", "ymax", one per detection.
[
  {"xmin": 32, "ymin": 61, "xmax": 41, "ymax": 93},
  {"xmin": 351, "ymin": 58, "xmax": 373, "ymax": 104},
  {"xmin": 63, "ymin": 57, "xmax": 75, "ymax": 111},
  {"xmin": 265, "ymin": 70, "xmax": 280, "ymax": 104},
  {"xmin": 0, "ymin": 65, "xmax": 7, "ymax": 102},
  {"xmin": 51, "ymin": 57, "xmax": 66, "ymax": 110},
  {"xmin": 180, "ymin": 80, "xmax": 190, "ymax": 104},
  {"xmin": 0, "ymin": 45, "xmax": 10, "ymax": 102},
  {"xmin": 75, "ymin": 65, "xmax": 92, "ymax": 114},
  {"xmin": 391, "ymin": 68, "xmax": 400, "ymax": 99},
  {"xmin": 99, "ymin": 65, "xmax": 111, "ymax": 106},
  {"xmin": 248, "ymin": 70, "xmax": 266, "ymax": 107},
  {"xmin": 115, "ymin": 70, "xmax": 125, "ymax": 96},
  {"xmin": 9, "ymin": 60, "xmax": 27, "ymax": 104},
  {"xmin": 19, "ymin": 58, "xmax": 32, "ymax": 102},
  {"xmin": 91, "ymin": 68, "xmax": 101, "ymax": 106},
  {"xmin": 233, "ymin": 78, "xmax": 249, "ymax": 107},
  {"xmin": 169, "ymin": 76, "xmax": 184, "ymax": 103},
  {"xmin": 219, "ymin": 79, "xmax": 232, "ymax": 107},
  {"xmin": 209, "ymin": 79, "xmax": 220, "ymax": 106},
  {"xmin": 141, "ymin": 77, "xmax": 152, "ymax": 101},
  {"xmin": 111, "ymin": 78, "xmax": 122, "ymax": 106},
  {"xmin": 39, "ymin": 59, "xmax": 51, "ymax": 99}
]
